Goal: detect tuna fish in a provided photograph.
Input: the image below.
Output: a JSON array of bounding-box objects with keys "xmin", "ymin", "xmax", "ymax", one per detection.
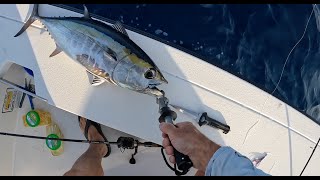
[{"xmin": 15, "ymin": 4, "xmax": 167, "ymax": 97}]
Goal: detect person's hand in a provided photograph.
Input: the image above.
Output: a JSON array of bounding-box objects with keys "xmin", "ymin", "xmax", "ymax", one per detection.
[{"xmin": 159, "ymin": 122, "xmax": 221, "ymax": 172}]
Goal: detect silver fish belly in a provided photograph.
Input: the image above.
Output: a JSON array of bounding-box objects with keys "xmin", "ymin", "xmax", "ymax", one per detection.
[{"xmin": 42, "ymin": 19, "xmax": 122, "ymax": 82}]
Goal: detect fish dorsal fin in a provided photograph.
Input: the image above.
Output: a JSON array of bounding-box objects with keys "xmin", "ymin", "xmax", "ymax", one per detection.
[
  {"xmin": 112, "ymin": 21, "xmax": 129, "ymax": 37},
  {"xmin": 83, "ymin": 5, "xmax": 91, "ymax": 19},
  {"xmin": 86, "ymin": 70, "xmax": 106, "ymax": 86},
  {"xmin": 49, "ymin": 45, "xmax": 62, "ymax": 57}
]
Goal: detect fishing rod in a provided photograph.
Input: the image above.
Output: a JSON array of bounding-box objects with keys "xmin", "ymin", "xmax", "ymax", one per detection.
[
  {"xmin": 0, "ymin": 131, "xmax": 162, "ymax": 165},
  {"xmin": 0, "ymin": 130, "xmax": 181, "ymax": 175},
  {"xmin": 0, "ymin": 131, "xmax": 115, "ymax": 144}
]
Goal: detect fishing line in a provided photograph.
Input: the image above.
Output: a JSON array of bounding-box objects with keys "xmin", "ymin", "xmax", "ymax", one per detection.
[
  {"xmin": 270, "ymin": 8, "xmax": 314, "ymax": 96},
  {"xmin": 300, "ymin": 137, "xmax": 320, "ymax": 176},
  {"xmin": 259, "ymin": 6, "xmax": 314, "ymax": 112},
  {"xmin": 257, "ymin": 6, "xmax": 319, "ymax": 175},
  {"xmin": 160, "ymin": 147, "xmax": 188, "ymax": 176},
  {"xmin": 243, "ymin": 7, "xmax": 315, "ymax": 146}
]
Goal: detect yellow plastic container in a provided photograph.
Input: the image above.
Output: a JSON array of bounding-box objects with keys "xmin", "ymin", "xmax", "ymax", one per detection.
[
  {"xmin": 46, "ymin": 121, "xmax": 64, "ymax": 156},
  {"xmin": 22, "ymin": 110, "xmax": 52, "ymax": 127}
]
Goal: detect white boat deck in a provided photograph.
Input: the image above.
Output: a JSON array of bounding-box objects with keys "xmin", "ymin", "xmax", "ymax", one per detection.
[
  {"xmin": 0, "ymin": 4, "xmax": 319, "ymax": 176},
  {"xmin": 0, "ymin": 63, "xmax": 179, "ymax": 176}
]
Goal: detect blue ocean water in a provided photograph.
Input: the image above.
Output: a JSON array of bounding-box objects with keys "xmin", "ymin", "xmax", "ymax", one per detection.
[{"xmin": 63, "ymin": 4, "xmax": 320, "ymax": 123}]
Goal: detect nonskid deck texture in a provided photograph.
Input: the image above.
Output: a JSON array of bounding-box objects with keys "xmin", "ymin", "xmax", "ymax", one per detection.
[{"xmin": 0, "ymin": 4, "xmax": 319, "ymax": 175}]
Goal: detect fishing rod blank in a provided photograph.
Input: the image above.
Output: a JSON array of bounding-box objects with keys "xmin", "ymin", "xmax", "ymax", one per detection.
[{"xmin": 0, "ymin": 131, "xmax": 116, "ymax": 144}]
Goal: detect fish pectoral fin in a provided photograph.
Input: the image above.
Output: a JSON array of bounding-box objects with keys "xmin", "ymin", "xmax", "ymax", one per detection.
[
  {"xmin": 49, "ymin": 46, "xmax": 62, "ymax": 57},
  {"xmin": 86, "ymin": 70, "xmax": 106, "ymax": 86},
  {"xmin": 83, "ymin": 4, "xmax": 91, "ymax": 19},
  {"xmin": 92, "ymin": 76, "xmax": 106, "ymax": 86},
  {"xmin": 112, "ymin": 21, "xmax": 129, "ymax": 37}
]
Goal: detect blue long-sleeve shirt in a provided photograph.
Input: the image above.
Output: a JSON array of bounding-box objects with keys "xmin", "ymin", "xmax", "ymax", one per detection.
[{"xmin": 205, "ymin": 147, "xmax": 270, "ymax": 176}]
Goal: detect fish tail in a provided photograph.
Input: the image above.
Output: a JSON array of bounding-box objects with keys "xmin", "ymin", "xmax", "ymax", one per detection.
[{"xmin": 14, "ymin": 4, "xmax": 39, "ymax": 37}]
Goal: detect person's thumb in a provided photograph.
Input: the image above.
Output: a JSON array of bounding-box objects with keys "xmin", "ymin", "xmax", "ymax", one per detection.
[{"xmin": 159, "ymin": 122, "xmax": 177, "ymax": 136}]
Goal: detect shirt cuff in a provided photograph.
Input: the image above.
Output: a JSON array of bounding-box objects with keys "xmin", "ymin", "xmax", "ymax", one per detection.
[{"xmin": 205, "ymin": 146, "xmax": 231, "ymax": 176}]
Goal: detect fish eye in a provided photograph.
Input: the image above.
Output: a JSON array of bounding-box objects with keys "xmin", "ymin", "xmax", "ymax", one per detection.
[{"xmin": 144, "ymin": 68, "xmax": 156, "ymax": 79}]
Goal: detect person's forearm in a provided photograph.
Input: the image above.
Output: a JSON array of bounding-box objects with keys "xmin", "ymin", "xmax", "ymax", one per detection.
[
  {"xmin": 205, "ymin": 147, "xmax": 270, "ymax": 176},
  {"xmin": 159, "ymin": 122, "xmax": 270, "ymax": 176},
  {"xmin": 194, "ymin": 170, "xmax": 205, "ymax": 176},
  {"xmin": 188, "ymin": 138, "xmax": 220, "ymax": 172}
]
